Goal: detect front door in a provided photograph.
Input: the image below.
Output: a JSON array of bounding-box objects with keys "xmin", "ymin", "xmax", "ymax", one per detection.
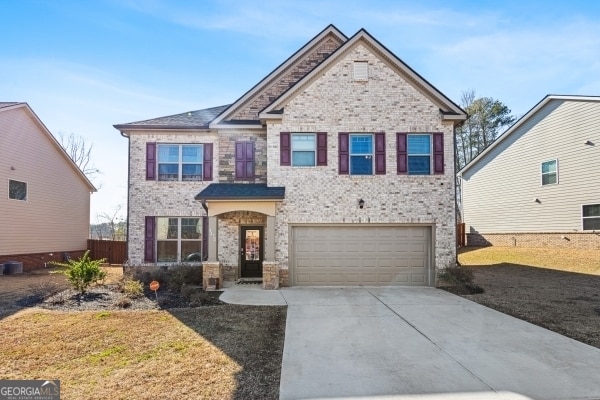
[{"xmin": 241, "ymin": 226, "xmax": 263, "ymax": 278}]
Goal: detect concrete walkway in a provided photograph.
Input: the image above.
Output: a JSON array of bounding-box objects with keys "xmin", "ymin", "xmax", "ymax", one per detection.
[{"xmin": 220, "ymin": 286, "xmax": 600, "ymax": 400}]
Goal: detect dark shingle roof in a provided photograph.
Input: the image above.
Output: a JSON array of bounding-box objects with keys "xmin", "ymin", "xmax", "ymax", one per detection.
[
  {"xmin": 195, "ymin": 183, "xmax": 285, "ymax": 200},
  {"xmin": 114, "ymin": 104, "xmax": 231, "ymax": 130}
]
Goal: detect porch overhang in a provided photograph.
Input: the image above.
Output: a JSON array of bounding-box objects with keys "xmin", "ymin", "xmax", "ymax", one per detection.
[{"xmin": 195, "ymin": 183, "xmax": 285, "ymax": 217}]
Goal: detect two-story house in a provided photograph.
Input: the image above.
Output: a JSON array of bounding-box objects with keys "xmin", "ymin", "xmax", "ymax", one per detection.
[{"xmin": 114, "ymin": 25, "xmax": 467, "ymax": 289}]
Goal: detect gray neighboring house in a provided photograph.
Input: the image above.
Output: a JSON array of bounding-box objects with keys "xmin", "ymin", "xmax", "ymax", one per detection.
[
  {"xmin": 114, "ymin": 25, "xmax": 467, "ymax": 289},
  {"xmin": 458, "ymin": 95, "xmax": 600, "ymax": 249}
]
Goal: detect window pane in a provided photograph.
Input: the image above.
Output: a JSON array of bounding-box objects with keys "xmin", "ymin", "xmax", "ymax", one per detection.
[
  {"xmin": 542, "ymin": 173, "xmax": 557, "ymax": 185},
  {"xmin": 541, "ymin": 160, "xmax": 556, "ymax": 174},
  {"xmin": 182, "ymin": 164, "xmax": 202, "ymax": 181},
  {"xmin": 157, "ymin": 218, "xmax": 178, "ymax": 240},
  {"xmin": 158, "ymin": 164, "xmax": 179, "ymax": 181},
  {"xmin": 408, "ymin": 156, "xmax": 431, "ymax": 175},
  {"xmin": 350, "ymin": 135, "xmax": 373, "ymax": 154},
  {"xmin": 181, "ymin": 218, "xmax": 201, "ymax": 240},
  {"xmin": 181, "ymin": 241, "xmax": 202, "ymax": 262},
  {"xmin": 182, "ymin": 145, "xmax": 202, "ymax": 163},
  {"xmin": 292, "ymin": 135, "xmax": 315, "ymax": 151},
  {"xmin": 583, "ymin": 204, "xmax": 600, "ymax": 218},
  {"xmin": 158, "ymin": 145, "xmax": 179, "ymax": 162},
  {"xmin": 408, "ymin": 135, "xmax": 431, "ymax": 154},
  {"xmin": 157, "ymin": 241, "xmax": 178, "ymax": 262},
  {"xmin": 9, "ymin": 180, "xmax": 27, "ymax": 200},
  {"xmin": 350, "ymin": 155, "xmax": 373, "ymax": 175},
  {"xmin": 292, "ymin": 151, "xmax": 315, "ymax": 166},
  {"xmin": 583, "ymin": 218, "xmax": 600, "ymax": 230}
]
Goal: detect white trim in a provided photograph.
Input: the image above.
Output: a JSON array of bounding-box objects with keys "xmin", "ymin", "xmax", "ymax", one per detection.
[
  {"xmin": 291, "ymin": 133, "xmax": 317, "ymax": 167},
  {"xmin": 581, "ymin": 203, "xmax": 600, "ymax": 231},
  {"xmin": 349, "ymin": 133, "xmax": 374, "ymax": 175}
]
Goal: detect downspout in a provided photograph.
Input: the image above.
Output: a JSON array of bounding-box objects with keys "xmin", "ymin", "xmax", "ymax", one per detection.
[{"xmin": 200, "ymin": 199, "xmax": 208, "ymax": 214}]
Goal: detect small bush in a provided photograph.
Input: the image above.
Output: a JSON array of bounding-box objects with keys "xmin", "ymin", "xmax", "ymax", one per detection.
[
  {"xmin": 438, "ymin": 265, "xmax": 475, "ymax": 286},
  {"xmin": 164, "ymin": 265, "xmax": 202, "ymax": 292},
  {"xmin": 50, "ymin": 251, "xmax": 106, "ymax": 294},
  {"xmin": 118, "ymin": 278, "xmax": 144, "ymax": 299}
]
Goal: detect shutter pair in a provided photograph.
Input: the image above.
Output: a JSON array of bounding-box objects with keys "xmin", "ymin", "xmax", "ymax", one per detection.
[
  {"xmin": 144, "ymin": 217, "xmax": 209, "ymax": 263},
  {"xmin": 145, "ymin": 143, "xmax": 213, "ymax": 181},
  {"xmin": 280, "ymin": 132, "xmax": 328, "ymax": 166}
]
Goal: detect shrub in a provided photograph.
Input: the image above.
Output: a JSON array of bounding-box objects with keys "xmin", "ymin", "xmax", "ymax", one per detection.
[
  {"xmin": 438, "ymin": 265, "xmax": 475, "ymax": 286},
  {"xmin": 118, "ymin": 278, "xmax": 144, "ymax": 299},
  {"xmin": 164, "ymin": 265, "xmax": 202, "ymax": 292},
  {"xmin": 51, "ymin": 250, "xmax": 106, "ymax": 294}
]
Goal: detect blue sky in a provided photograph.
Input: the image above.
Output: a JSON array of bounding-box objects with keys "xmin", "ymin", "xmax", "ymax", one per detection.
[{"xmin": 2, "ymin": 0, "xmax": 600, "ymax": 222}]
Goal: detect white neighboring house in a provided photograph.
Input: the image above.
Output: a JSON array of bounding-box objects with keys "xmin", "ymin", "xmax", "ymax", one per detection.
[
  {"xmin": 458, "ymin": 95, "xmax": 600, "ymax": 248},
  {"xmin": 0, "ymin": 102, "xmax": 96, "ymax": 271}
]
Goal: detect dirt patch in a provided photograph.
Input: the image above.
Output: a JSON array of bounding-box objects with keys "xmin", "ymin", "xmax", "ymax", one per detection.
[{"xmin": 454, "ymin": 247, "xmax": 600, "ymax": 349}]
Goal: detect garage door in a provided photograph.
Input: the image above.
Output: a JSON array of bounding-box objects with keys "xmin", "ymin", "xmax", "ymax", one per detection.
[{"xmin": 292, "ymin": 226, "xmax": 431, "ymax": 286}]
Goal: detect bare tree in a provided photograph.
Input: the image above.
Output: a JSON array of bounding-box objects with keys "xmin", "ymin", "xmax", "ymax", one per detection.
[
  {"xmin": 57, "ymin": 132, "xmax": 101, "ymax": 180},
  {"xmin": 95, "ymin": 205, "xmax": 126, "ymax": 241}
]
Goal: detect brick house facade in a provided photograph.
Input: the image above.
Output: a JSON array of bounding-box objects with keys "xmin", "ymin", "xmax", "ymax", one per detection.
[{"xmin": 115, "ymin": 25, "xmax": 467, "ymax": 289}]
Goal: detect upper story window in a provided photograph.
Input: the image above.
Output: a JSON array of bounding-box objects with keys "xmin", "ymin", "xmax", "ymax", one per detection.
[
  {"xmin": 8, "ymin": 179, "xmax": 27, "ymax": 201},
  {"xmin": 157, "ymin": 144, "xmax": 203, "ymax": 181},
  {"xmin": 407, "ymin": 135, "xmax": 431, "ymax": 175},
  {"xmin": 582, "ymin": 204, "xmax": 600, "ymax": 230},
  {"xmin": 292, "ymin": 134, "xmax": 316, "ymax": 166},
  {"xmin": 541, "ymin": 160, "xmax": 558, "ymax": 185},
  {"xmin": 350, "ymin": 134, "xmax": 373, "ymax": 175}
]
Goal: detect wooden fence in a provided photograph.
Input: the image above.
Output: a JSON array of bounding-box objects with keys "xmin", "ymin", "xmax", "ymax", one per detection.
[
  {"xmin": 87, "ymin": 239, "xmax": 127, "ymax": 264},
  {"xmin": 456, "ymin": 223, "xmax": 466, "ymax": 247}
]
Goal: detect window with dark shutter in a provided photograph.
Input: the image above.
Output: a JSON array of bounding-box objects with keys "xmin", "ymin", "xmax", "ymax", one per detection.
[
  {"xmin": 144, "ymin": 216, "xmax": 155, "ymax": 262},
  {"xmin": 375, "ymin": 132, "xmax": 386, "ymax": 174},
  {"xmin": 317, "ymin": 132, "xmax": 328, "ymax": 166},
  {"xmin": 397, "ymin": 133, "xmax": 407, "ymax": 174},
  {"xmin": 146, "ymin": 142, "xmax": 156, "ymax": 180},
  {"xmin": 433, "ymin": 133, "xmax": 444, "ymax": 174},
  {"xmin": 235, "ymin": 141, "xmax": 255, "ymax": 179},
  {"xmin": 280, "ymin": 132, "xmax": 290, "ymax": 166},
  {"xmin": 203, "ymin": 143, "xmax": 213, "ymax": 181},
  {"xmin": 338, "ymin": 133, "xmax": 349, "ymax": 174}
]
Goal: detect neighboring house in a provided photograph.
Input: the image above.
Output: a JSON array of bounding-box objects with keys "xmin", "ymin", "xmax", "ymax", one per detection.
[
  {"xmin": 458, "ymin": 95, "xmax": 600, "ymax": 249},
  {"xmin": 114, "ymin": 25, "xmax": 467, "ymax": 289},
  {"xmin": 0, "ymin": 102, "xmax": 97, "ymax": 271}
]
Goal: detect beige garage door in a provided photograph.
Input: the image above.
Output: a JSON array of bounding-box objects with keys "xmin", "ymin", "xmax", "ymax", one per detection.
[{"xmin": 292, "ymin": 226, "xmax": 431, "ymax": 286}]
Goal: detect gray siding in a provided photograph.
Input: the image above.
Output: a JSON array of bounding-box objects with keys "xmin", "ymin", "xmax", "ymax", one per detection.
[
  {"xmin": 0, "ymin": 106, "xmax": 92, "ymax": 255},
  {"xmin": 462, "ymin": 99, "xmax": 600, "ymax": 233}
]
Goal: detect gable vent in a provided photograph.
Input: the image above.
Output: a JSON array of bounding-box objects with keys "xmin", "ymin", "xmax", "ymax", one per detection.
[{"xmin": 353, "ymin": 61, "xmax": 368, "ymax": 81}]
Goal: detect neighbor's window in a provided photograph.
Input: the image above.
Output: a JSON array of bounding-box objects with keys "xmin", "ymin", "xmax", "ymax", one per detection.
[
  {"xmin": 541, "ymin": 160, "xmax": 558, "ymax": 185},
  {"xmin": 292, "ymin": 134, "xmax": 316, "ymax": 166},
  {"xmin": 350, "ymin": 134, "xmax": 373, "ymax": 175},
  {"xmin": 407, "ymin": 134, "xmax": 431, "ymax": 175},
  {"xmin": 156, "ymin": 217, "xmax": 202, "ymax": 262},
  {"xmin": 8, "ymin": 179, "xmax": 27, "ymax": 201},
  {"xmin": 157, "ymin": 144, "xmax": 203, "ymax": 181},
  {"xmin": 582, "ymin": 205, "xmax": 600, "ymax": 230}
]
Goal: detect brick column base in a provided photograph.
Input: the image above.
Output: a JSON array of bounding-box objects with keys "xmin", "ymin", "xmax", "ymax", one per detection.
[
  {"xmin": 262, "ymin": 261, "xmax": 279, "ymax": 290},
  {"xmin": 202, "ymin": 262, "xmax": 223, "ymax": 291}
]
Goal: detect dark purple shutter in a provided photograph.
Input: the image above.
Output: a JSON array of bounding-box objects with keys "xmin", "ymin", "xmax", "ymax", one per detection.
[
  {"xmin": 203, "ymin": 143, "xmax": 213, "ymax": 181},
  {"xmin": 433, "ymin": 133, "xmax": 444, "ymax": 174},
  {"xmin": 280, "ymin": 132, "xmax": 290, "ymax": 166},
  {"xmin": 144, "ymin": 216, "xmax": 155, "ymax": 262},
  {"xmin": 338, "ymin": 133, "xmax": 349, "ymax": 174},
  {"xmin": 202, "ymin": 216, "xmax": 208, "ymax": 261},
  {"xmin": 317, "ymin": 132, "xmax": 327, "ymax": 166},
  {"xmin": 397, "ymin": 133, "xmax": 407, "ymax": 174},
  {"xmin": 235, "ymin": 142, "xmax": 255, "ymax": 179},
  {"xmin": 146, "ymin": 142, "xmax": 156, "ymax": 180},
  {"xmin": 375, "ymin": 132, "xmax": 386, "ymax": 175}
]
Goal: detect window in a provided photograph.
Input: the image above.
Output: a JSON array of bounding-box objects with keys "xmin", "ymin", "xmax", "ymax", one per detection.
[
  {"xmin": 541, "ymin": 160, "xmax": 558, "ymax": 185},
  {"xmin": 350, "ymin": 134, "xmax": 373, "ymax": 175},
  {"xmin": 292, "ymin": 134, "xmax": 316, "ymax": 166},
  {"xmin": 156, "ymin": 217, "xmax": 202, "ymax": 262},
  {"xmin": 582, "ymin": 205, "xmax": 600, "ymax": 230},
  {"xmin": 9, "ymin": 179, "xmax": 27, "ymax": 201},
  {"xmin": 157, "ymin": 144, "xmax": 203, "ymax": 181},
  {"xmin": 407, "ymin": 135, "xmax": 431, "ymax": 175}
]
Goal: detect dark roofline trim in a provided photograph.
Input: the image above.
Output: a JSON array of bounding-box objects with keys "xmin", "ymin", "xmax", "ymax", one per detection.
[{"xmin": 114, "ymin": 124, "xmax": 214, "ymax": 131}]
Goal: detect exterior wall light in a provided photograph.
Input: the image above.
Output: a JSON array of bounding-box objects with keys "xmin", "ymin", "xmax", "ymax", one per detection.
[{"xmin": 358, "ymin": 199, "xmax": 365, "ymax": 209}]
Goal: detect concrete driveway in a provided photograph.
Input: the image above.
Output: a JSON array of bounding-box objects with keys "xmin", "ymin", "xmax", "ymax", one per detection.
[{"xmin": 277, "ymin": 287, "xmax": 600, "ymax": 400}]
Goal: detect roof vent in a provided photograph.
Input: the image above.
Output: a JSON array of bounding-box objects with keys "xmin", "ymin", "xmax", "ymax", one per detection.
[{"xmin": 353, "ymin": 61, "xmax": 368, "ymax": 81}]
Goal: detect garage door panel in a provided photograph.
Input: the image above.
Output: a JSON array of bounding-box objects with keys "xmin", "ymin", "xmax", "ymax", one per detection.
[{"xmin": 292, "ymin": 226, "xmax": 430, "ymax": 286}]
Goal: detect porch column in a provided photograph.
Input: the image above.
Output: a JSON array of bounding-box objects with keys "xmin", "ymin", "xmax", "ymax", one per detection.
[
  {"xmin": 265, "ymin": 216, "xmax": 275, "ymax": 261},
  {"xmin": 208, "ymin": 216, "xmax": 218, "ymax": 262}
]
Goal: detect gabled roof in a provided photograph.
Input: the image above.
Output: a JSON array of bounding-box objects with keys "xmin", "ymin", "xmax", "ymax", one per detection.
[
  {"xmin": 260, "ymin": 28, "xmax": 467, "ymax": 121},
  {"xmin": 195, "ymin": 183, "xmax": 285, "ymax": 200},
  {"xmin": 458, "ymin": 95, "xmax": 600, "ymax": 176},
  {"xmin": 0, "ymin": 102, "xmax": 96, "ymax": 192},
  {"xmin": 114, "ymin": 105, "xmax": 230, "ymax": 132},
  {"xmin": 209, "ymin": 24, "xmax": 347, "ymax": 128}
]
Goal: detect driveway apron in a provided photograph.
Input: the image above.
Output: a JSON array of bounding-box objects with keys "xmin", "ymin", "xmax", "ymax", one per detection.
[{"xmin": 279, "ymin": 287, "xmax": 600, "ymax": 400}]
